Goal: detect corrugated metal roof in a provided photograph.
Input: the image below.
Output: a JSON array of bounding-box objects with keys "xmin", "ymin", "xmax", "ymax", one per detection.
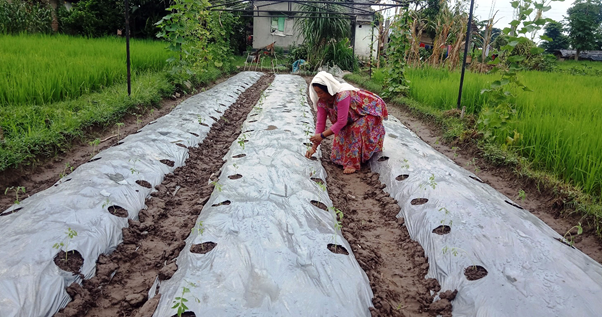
[{"xmin": 557, "ymin": 49, "xmax": 602, "ymax": 61}]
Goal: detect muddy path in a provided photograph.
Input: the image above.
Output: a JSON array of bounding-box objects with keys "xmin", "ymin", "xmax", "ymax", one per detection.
[
  {"xmin": 0, "ymin": 75, "xmax": 234, "ymax": 213},
  {"xmin": 383, "ymin": 105, "xmax": 602, "ymax": 264},
  {"xmin": 318, "ymin": 138, "xmax": 454, "ymax": 317},
  {"xmin": 54, "ymin": 74, "xmax": 275, "ymax": 317}
]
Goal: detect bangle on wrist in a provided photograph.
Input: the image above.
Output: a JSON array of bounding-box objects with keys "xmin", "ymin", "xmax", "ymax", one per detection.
[{"xmin": 320, "ymin": 132, "xmax": 326, "ymax": 139}]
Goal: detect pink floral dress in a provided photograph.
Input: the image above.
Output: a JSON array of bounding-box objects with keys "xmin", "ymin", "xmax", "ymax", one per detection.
[{"xmin": 315, "ymin": 89, "xmax": 388, "ymax": 170}]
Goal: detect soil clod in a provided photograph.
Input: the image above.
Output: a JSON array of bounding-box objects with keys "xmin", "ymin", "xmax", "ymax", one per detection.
[
  {"xmin": 136, "ymin": 180, "xmax": 152, "ymax": 188},
  {"xmin": 464, "ymin": 265, "xmax": 488, "ymax": 280},
  {"xmin": 159, "ymin": 159, "xmax": 175, "ymax": 167}
]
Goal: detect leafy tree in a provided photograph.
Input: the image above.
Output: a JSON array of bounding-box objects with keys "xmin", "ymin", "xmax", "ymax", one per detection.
[
  {"xmin": 296, "ymin": 0, "xmax": 353, "ymax": 70},
  {"xmin": 60, "ymin": 0, "xmax": 122, "ymax": 37},
  {"xmin": 566, "ymin": 0, "xmax": 602, "ymax": 60},
  {"xmin": 540, "ymin": 21, "xmax": 570, "ymax": 52}
]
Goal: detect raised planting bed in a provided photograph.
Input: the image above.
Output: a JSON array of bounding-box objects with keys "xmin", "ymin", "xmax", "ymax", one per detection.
[
  {"xmin": 152, "ymin": 75, "xmax": 373, "ymax": 316},
  {"xmin": 369, "ymin": 116, "xmax": 602, "ymax": 315},
  {"xmin": 0, "ymin": 72, "xmax": 263, "ymax": 317}
]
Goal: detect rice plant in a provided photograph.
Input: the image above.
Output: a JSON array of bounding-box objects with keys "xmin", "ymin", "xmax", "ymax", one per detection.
[{"xmin": 0, "ymin": 34, "xmax": 170, "ymax": 106}]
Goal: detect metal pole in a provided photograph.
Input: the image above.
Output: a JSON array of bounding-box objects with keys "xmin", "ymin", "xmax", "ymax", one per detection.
[
  {"xmin": 369, "ymin": 14, "xmax": 375, "ymax": 78},
  {"xmin": 125, "ymin": 0, "xmax": 131, "ymax": 96},
  {"xmin": 456, "ymin": 0, "xmax": 475, "ymax": 110}
]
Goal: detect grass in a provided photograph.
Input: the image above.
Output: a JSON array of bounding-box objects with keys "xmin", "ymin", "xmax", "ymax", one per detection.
[
  {"xmin": 352, "ymin": 66, "xmax": 602, "ymax": 199},
  {"xmin": 0, "ymin": 34, "xmax": 170, "ymax": 106}
]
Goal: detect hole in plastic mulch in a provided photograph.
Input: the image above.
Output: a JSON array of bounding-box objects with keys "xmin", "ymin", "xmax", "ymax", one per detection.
[
  {"xmin": 389, "ymin": 134, "xmax": 398, "ymax": 139},
  {"xmin": 248, "ymin": 120, "xmax": 258, "ymax": 123},
  {"xmin": 170, "ymin": 312, "xmax": 196, "ymax": 317},
  {"xmin": 309, "ymin": 157, "xmax": 318, "ymax": 161},
  {"xmin": 310, "ymin": 200, "xmax": 328, "ymax": 211},
  {"xmin": 432, "ymin": 225, "xmax": 451, "ymax": 235},
  {"xmin": 303, "ymin": 142, "xmax": 313, "ymax": 147},
  {"xmin": 327, "ymin": 244, "xmax": 349, "ymax": 255},
  {"xmin": 378, "ymin": 156, "xmax": 389, "ymax": 162},
  {"xmin": 160, "ymin": 159, "xmax": 175, "ymax": 167},
  {"xmin": 212, "ymin": 200, "xmax": 231, "ymax": 207},
  {"xmin": 233, "ymin": 154, "xmax": 246, "ymax": 158},
  {"xmin": 176, "ymin": 143, "xmax": 187, "ymax": 149},
  {"xmin": 469, "ymin": 175, "xmax": 485, "ymax": 183},
  {"xmin": 108, "ymin": 205, "xmax": 128, "ymax": 218},
  {"xmin": 311, "ymin": 178, "xmax": 325, "ymax": 185},
  {"xmin": 64, "ymin": 178, "xmax": 72, "ymax": 182},
  {"xmin": 464, "ymin": 265, "xmax": 488, "ymax": 281},
  {"xmin": 505, "ymin": 200, "xmax": 524, "ymax": 210},
  {"xmin": 53, "ymin": 250, "xmax": 84, "ymax": 275},
  {"xmin": 189, "ymin": 132, "xmax": 199, "ymax": 137},
  {"xmin": 89, "ymin": 157, "xmax": 101, "ymax": 163},
  {"xmin": 228, "ymin": 174, "xmax": 242, "ymax": 180},
  {"xmin": 136, "ymin": 180, "xmax": 152, "ymax": 189},
  {"xmin": 555, "ymin": 237, "xmax": 577, "ymax": 249},
  {"xmin": 116, "ymin": 141, "xmax": 124, "ymax": 145},
  {"xmin": 250, "ymin": 113, "xmax": 258, "ymax": 117},
  {"xmin": 0, "ymin": 207, "xmax": 22, "ymax": 216},
  {"xmin": 266, "ymin": 125, "xmax": 277, "ymax": 130},
  {"xmin": 199, "ymin": 122, "xmax": 209, "ymax": 127},
  {"xmin": 411, "ymin": 198, "xmax": 428, "ymax": 205},
  {"xmin": 190, "ymin": 242, "xmax": 217, "ymax": 254},
  {"xmin": 209, "ymin": 116, "xmax": 218, "ymax": 121},
  {"xmin": 244, "ymin": 129, "xmax": 254, "ymax": 133},
  {"xmin": 396, "ymin": 174, "xmax": 409, "ymax": 181},
  {"xmin": 215, "ymin": 109, "xmax": 222, "ymax": 113}
]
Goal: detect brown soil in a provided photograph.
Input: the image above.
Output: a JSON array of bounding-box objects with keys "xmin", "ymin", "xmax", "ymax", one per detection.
[
  {"xmin": 0, "ymin": 75, "xmax": 235, "ymax": 213},
  {"xmin": 318, "ymin": 138, "xmax": 454, "ymax": 317},
  {"xmin": 464, "ymin": 265, "xmax": 488, "ymax": 281},
  {"xmin": 384, "ymin": 105, "xmax": 602, "ymax": 264},
  {"xmin": 53, "ymin": 251, "xmax": 84, "ymax": 276},
  {"xmin": 54, "ymin": 74, "xmax": 274, "ymax": 317}
]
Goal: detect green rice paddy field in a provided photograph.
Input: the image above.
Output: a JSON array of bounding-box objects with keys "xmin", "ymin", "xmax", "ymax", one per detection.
[{"xmin": 366, "ymin": 66, "xmax": 602, "ymax": 199}]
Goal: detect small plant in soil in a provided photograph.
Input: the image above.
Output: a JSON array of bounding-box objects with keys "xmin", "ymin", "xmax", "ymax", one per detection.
[
  {"xmin": 53, "ymin": 227, "xmax": 78, "ymax": 262},
  {"xmin": 517, "ymin": 189, "xmax": 526, "ymax": 201},
  {"xmin": 233, "ymin": 163, "xmax": 239, "ymax": 173},
  {"xmin": 197, "ymin": 116, "xmax": 205, "ymax": 125},
  {"xmin": 452, "ymin": 147, "xmax": 459, "ymax": 158},
  {"xmin": 211, "ymin": 181, "xmax": 223, "ymax": 192},
  {"xmin": 191, "ymin": 221, "xmax": 205, "ymax": 235},
  {"xmin": 563, "ymin": 222, "xmax": 583, "ymax": 246},
  {"xmin": 60, "ymin": 162, "xmax": 73, "ymax": 179},
  {"xmin": 439, "ymin": 207, "xmax": 453, "ymax": 227},
  {"xmin": 172, "ymin": 285, "xmax": 191, "ymax": 317},
  {"xmin": 220, "ymin": 115, "xmax": 229, "ymax": 123},
  {"xmin": 329, "ymin": 206, "xmax": 344, "ymax": 252},
  {"xmin": 309, "ymin": 167, "xmax": 316, "ymax": 177},
  {"xmin": 237, "ymin": 134, "xmax": 247, "ymax": 150},
  {"xmin": 316, "ymin": 181, "xmax": 326, "ymax": 192},
  {"xmin": 89, "ymin": 138, "xmax": 100, "ymax": 157},
  {"xmin": 136, "ymin": 114, "xmax": 142, "ymax": 129},
  {"xmin": 101, "ymin": 198, "xmax": 111, "ymax": 209},
  {"xmin": 116, "ymin": 122, "xmax": 125, "ymax": 141},
  {"xmin": 442, "ymin": 246, "xmax": 477, "ymax": 269},
  {"xmin": 129, "ymin": 158, "xmax": 141, "ymax": 175},
  {"xmin": 420, "ymin": 174, "xmax": 437, "ymax": 190},
  {"xmin": 4, "ymin": 186, "xmax": 26, "ymax": 205},
  {"xmin": 401, "ymin": 158, "xmax": 410, "ymax": 169}
]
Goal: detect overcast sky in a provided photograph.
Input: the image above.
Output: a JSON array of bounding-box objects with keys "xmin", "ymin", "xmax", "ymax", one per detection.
[{"xmin": 473, "ymin": 0, "xmax": 576, "ymax": 29}]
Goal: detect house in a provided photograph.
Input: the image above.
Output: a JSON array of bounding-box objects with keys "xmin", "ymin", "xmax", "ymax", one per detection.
[
  {"xmin": 554, "ymin": 49, "xmax": 602, "ymax": 61},
  {"xmin": 252, "ymin": 0, "xmax": 377, "ymax": 59}
]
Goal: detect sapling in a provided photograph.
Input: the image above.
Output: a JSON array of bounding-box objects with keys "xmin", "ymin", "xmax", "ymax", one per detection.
[
  {"xmin": 101, "ymin": 198, "xmax": 111, "ymax": 209},
  {"xmin": 316, "ymin": 182, "xmax": 326, "ymax": 192},
  {"xmin": 89, "ymin": 138, "xmax": 100, "ymax": 156},
  {"xmin": 419, "ymin": 174, "xmax": 437, "ymax": 190},
  {"xmin": 233, "ymin": 163, "xmax": 239, "ymax": 173},
  {"xmin": 172, "ymin": 286, "xmax": 190, "ymax": 317},
  {"xmin": 438, "ymin": 207, "xmax": 453, "ymax": 227},
  {"xmin": 116, "ymin": 122, "xmax": 124, "ymax": 141},
  {"xmin": 309, "ymin": 167, "xmax": 316, "ymax": 177},
  {"xmin": 329, "ymin": 206, "xmax": 344, "ymax": 252},
  {"xmin": 211, "ymin": 181, "xmax": 223, "ymax": 192},
  {"xmin": 191, "ymin": 221, "xmax": 205, "ymax": 235},
  {"xmin": 442, "ymin": 246, "xmax": 477, "ymax": 269},
  {"xmin": 4, "ymin": 186, "xmax": 26, "ymax": 205},
  {"xmin": 237, "ymin": 134, "xmax": 247, "ymax": 150},
  {"xmin": 563, "ymin": 222, "xmax": 583, "ymax": 246},
  {"xmin": 197, "ymin": 116, "xmax": 205, "ymax": 125},
  {"xmin": 517, "ymin": 189, "xmax": 526, "ymax": 201},
  {"xmin": 129, "ymin": 158, "xmax": 140, "ymax": 175},
  {"xmin": 53, "ymin": 227, "xmax": 78, "ymax": 262},
  {"xmin": 60, "ymin": 163, "xmax": 73, "ymax": 179},
  {"xmin": 136, "ymin": 114, "xmax": 142, "ymax": 129},
  {"xmin": 452, "ymin": 147, "xmax": 459, "ymax": 158},
  {"xmin": 401, "ymin": 158, "xmax": 410, "ymax": 169}
]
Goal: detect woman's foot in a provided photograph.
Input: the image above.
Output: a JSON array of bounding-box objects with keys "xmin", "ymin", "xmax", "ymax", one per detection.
[{"xmin": 343, "ymin": 167, "xmax": 357, "ymax": 174}]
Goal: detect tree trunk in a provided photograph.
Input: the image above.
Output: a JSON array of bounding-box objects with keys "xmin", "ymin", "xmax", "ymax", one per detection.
[{"xmin": 575, "ymin": 49, "xmax": 580, "ymax": 61}]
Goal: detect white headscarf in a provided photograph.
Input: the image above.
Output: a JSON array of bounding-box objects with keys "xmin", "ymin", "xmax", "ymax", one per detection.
[{"xmin": 309, "ymin": 71, "xmax": 359, "ymax": 110}]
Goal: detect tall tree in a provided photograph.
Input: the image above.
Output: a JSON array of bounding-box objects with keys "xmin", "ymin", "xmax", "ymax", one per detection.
[
  {"xmin": 540, "ymin": 21, "xmax": 570, "ymax": 52},
  {"xmin": 566, "ymin": 0, "xmax": 602, "ymax": 60}
]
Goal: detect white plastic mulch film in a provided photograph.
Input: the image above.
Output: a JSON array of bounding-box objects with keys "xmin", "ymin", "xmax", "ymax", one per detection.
[
  {"xmin": 153, "ymin": 75, "xmax": 373, "ymax": 317},
  {"xmin": 0, "ymin": 72, "xmax": 263, "ymax": 317},
  {"xmin": 370, "ymin": 117, "xmax": 602, "ymax": 316}
]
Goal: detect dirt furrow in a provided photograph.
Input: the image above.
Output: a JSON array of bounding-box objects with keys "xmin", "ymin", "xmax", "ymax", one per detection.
[
  {"xmin": 318, "ymin": 138, "xmax": 454, "ymax": 317},
  {"xmin": 55, "ymin": 74, "xmax": 274, "ymax": 317}
]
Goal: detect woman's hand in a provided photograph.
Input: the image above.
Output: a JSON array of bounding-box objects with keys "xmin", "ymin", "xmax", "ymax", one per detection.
[
  {"xmin": 309, "ymin": 133, "xmax": 323, "ymax": 145},
  {"xmin": 305, "ymin": 146, "xmax": 317, "ymax": 158}
]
